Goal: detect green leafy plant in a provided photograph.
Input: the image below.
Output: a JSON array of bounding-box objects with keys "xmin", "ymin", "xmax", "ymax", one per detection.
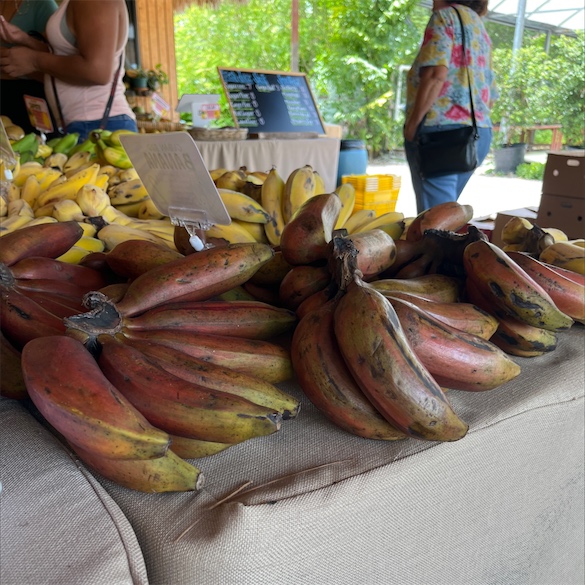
[
  {"xmin": 147, "ymin": 64, "xmax": 169, "ymax": 91},
  {"xmin": 515, "ymin": 162, "xmax": 545, "ymax": 181}
]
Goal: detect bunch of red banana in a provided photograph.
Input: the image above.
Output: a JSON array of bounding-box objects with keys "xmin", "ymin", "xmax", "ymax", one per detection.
[
  {"xmin": 463, "ymin": 241, "xmax": 583, "ymax": 357},
  {"xmin": 21, "ymin": 335, "xmax": 204, "ymax": 493},
  {"xmin": 14, "ymin": 241, "xmax": 301, "ymax": 491},
  {"xmin": 65, "ymin": 242, "xmax": 297, "ymax": 453},
  {"xmin": 242, "ymin": 192, "xmax": 399, "ymax": 312},
  {"xmin": 0, "ymin": 222, "xmax": 110, "ymax": 386},
  {"xmin": 291, "ymin": 234, "xmax": 522, "ymax": 443}
]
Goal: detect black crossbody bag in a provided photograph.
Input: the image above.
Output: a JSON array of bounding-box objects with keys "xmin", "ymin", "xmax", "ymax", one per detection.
[{"xmin": 417, "ymin": 6, "xmax": 479, "ymax": 179}]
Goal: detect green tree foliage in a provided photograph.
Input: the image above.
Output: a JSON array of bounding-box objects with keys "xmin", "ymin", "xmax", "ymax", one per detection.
[
  {"xmin": 174, "ymin": 2, "xmax": 584, "ymax": 153},
  {"xmin": 491, "ymin": 31, "xmax": 585, "ymax": 147},
  {"xmin": 174, "ymin": 0, "xmax": 424, "ymax": 154}
]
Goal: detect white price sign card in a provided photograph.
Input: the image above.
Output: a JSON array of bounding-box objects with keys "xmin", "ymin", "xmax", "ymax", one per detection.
[{"xmin": 119, "ymin": 132, "xmax": 230, "ymax": 227}]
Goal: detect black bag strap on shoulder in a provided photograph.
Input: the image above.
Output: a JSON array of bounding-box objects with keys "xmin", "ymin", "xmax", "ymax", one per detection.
[
  {"xmin": 452, "ymin": 6, "xmax": 478, "ymax": 136},
  {"xmin": 51, "ymin": 53, "xmax": 124, "ymax": 133}
]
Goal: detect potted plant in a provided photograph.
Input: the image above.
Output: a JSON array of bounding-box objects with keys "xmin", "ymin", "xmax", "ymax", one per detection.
[
  {"xmin": 125, "ymin": 67, "xmax": 149, "ymax": 90},
  {"xmin": 146, "ymin": 64, "xmax": 169, "ymax": 91}
]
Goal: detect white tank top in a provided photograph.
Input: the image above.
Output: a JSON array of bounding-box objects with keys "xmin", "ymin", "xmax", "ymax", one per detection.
[{"xmin": 44, "ymin": 0, "xmax": 135, "ymax": 126}]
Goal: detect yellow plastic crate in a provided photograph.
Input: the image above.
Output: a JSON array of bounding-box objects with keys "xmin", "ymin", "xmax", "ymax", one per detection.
[
  {"xmin": 342, "ymin": 174, "xmax": 402, "ymax": 192},
  {"xmin": 342, "ymin": 174, "xmax": 401, "ymax": 213}
]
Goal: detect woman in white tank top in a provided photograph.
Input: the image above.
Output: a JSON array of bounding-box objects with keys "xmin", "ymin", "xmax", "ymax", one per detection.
[{"xmin": 0, "ymin": 0, "xmax": 136, "ymax": 141}]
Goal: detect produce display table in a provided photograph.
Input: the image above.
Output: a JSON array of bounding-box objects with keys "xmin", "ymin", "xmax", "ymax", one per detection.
[
  {"xmin": 193, "ymin": 137, "xmax": 341, "ymax": 192},
  {"xmin": 2, "ymin": 328, "xmax": 583, "ymax": 585}
]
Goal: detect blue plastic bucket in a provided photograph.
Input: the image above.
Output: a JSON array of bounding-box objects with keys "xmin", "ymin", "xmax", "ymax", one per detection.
[{"xmin": 337, "ymin": 139, "xmax": 368, "ymax": 186}]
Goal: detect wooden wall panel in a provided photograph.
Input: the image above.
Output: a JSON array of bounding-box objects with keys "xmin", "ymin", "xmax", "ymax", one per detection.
[{"xmin": 135, "ymin": 0, "xmax": 179, "ymax": 121}]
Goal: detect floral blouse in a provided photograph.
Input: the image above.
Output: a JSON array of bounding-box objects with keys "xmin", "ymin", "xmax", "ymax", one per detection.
[{"xmin": 406, "ymin": 4, "xmax": 498, "ymax": 128}]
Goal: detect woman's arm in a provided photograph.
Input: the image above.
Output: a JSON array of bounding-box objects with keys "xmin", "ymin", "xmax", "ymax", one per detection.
[
  {"xmin": 0, "ymin": 16, "xmax": 49, "ymax": 51},
  {"xmin": 0, "ymin": 0, "xmax": 122, "ymax": 86},
  {"xmin": 404, "ymin": 65, "xmax": 448, "ymax": 142}
]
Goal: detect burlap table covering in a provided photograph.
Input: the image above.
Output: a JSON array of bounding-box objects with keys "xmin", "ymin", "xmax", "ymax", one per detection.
[
  {"xmin": 97, "ymin": 327, "xmax": 585, "ymax": 585},
  {"xmin": 0, "ymin": 398, "xmax": 149, "ymax": 585},
  {"xmin": 1, "ymin": 328, "xmax": 583, "ymax": 584}
]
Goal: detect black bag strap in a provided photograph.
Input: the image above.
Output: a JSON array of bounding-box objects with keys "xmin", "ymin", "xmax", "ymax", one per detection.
[
  {"xmin": 452, "ymin": 5, "xmax": 478, "ymax": 134},
  {"xmin": 51, "ymin": 53, "xmax": 123, "ymax": 133}
]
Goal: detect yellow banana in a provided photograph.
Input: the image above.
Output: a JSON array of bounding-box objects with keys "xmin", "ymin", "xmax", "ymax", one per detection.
[
  {"xmin": 43, "ymin": 152, "xmax": 69, "ymax": 172},
  {"xmin": 0, "ymin": 196, "xmax": 7, "ymax": 217},
  {"xmin": 63, "ymin": 150, "xmax": 94, "ymax": 174},
  {"xmin": 94, "ymin": 173, "xmax": 109, "ymax": 191},
  {"xmin": 74, "ymin": 235, "xmax": 106, "ymax": 253},
  {"xmin": 343, "ymin": 209, "xmax": 377, "ymax": 233},
  {"xmin": 109, "ymin": 178, "xmax": 149, "ymax": 206},
  {"xmin": 214, "ymin": 168, "xmax": 247, "ymax": 192},
  {"xmin": 12, "ymin": 161, "xmax": 43, "ymax": 187},
  {"xmin": 8, "ymin": 199, "xmax": 34, "ymax": 218},
  {"xmin": 97, "ymin": 223, "xmax": 171, "ymax": 251},
  {"xmin": 206, "ymin": 221, "xmax": 258, "ymax": 244},
  {"xmin": 218, "ymin": 188, "xmax": 271, "ymax": 223},
  {"xmin": 500, "ymin": 216, "xmax": 534, "ymax": 245},
  {"xmin": 100, "ymin": 204, "xmax": 135, "ymax": 226},
  {"xmin": 0, "ymin": 200, "xmax": 34, "ymax": 234},
  {"xmin": 260, "ymin": 166, "xmax": 286, "ymax": 246},
  {"xmin": 33, "ymin": 203, "xmax": 57, "ymax": 218},
  {"xmin": 0, "ymin": 215, "xmax": 33, "ymax": 235},
  {"xmin": 20, "ymin": 175, "xmax": 43, "ymax": 207},
  {"xmin": 313, "ymin": 170, "xmax": 327, "ymax": 195},
  {"xmin": 106, "ymin": 129, "xmax": 138, "ymax": 147},
  {"xmin": 6, "ymin": 182, "xmax": 21, "ymax": 203},
  {"xmin": 116, "ymin": 167, "xmax": 139, "ymax": 183},
  {"xmin": 353, "ymin": 211, "xmax": 405, "ymax": 233},
  {"xmin": 115, "ymin": 200, "xmax": 146, "ymax": 218},
  {"xmin": 542, "ymin": 227, "xmax": 569, "ymax": 243},
  {"xmin": 232, "ymin": 219, "xmax": 269, "ymax": 243},
  {"xmin": 568, "ymin": 239, "xmax": 585, "ymax": 248},
  {"xmin": 209, "ymin": 168, "xmax": 229, "ymax": 182},
  {"xmin": 52, "ymin": 199, "xmax": 86, "ymax": 223},
  {"xmin": 282, "ymin": 164, "xmax": 316, "ymax": 223},
  {"xmin": 76, "ymin": 184, "xmax": 111, "ymax": 216},
  {"xmin": 37, "ymin": 168, "xmax": 63, "ymax": 193},
  {"xmin": 137, "ymin": 198, "xmax": 165, "ymax": 220},
  {"xmin": 333, "ymin": 182, "xmax": 356, "ymax": 229},
  {"xmin": 36, "ymin": 143, "xmax": 53, "ymax": 159},
  {"xmin": 35, "ymin": 163, "xmax": 101, "ymax": 208},
  {"xmin": 77, "ymin": 221, "xmax": 97, "ymax": 237},
  {"xmin": 56, "ymin": 245, "xmax": 92, "ymax": 264},
  {"xmin": 103, "ymin": 145, "xmax": 133, "ymax": 169},
  {"xmin": 22, "ymin": 216, "xmax": 59, "ymax": 228},
  {"xmin": 373, "ymin": 220, "xmax": 405, "ymax": 240},
  {"xmin": 539, "ymin": 241, "xmax": 585, "ymax": 275}
]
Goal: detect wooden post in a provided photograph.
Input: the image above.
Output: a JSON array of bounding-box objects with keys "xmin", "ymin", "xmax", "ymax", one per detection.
[{"xmin": 134, "ymin": 0, "xmax": 179, "ymax": 121}]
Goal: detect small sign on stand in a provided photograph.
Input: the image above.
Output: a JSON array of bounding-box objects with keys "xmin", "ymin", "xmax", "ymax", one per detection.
[{"xmin": 119, "ymin": 132, "xmax": 230, "ymax": 250}]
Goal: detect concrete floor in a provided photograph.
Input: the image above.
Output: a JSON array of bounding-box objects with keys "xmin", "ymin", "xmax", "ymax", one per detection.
[{"xmin": 367, "ymin": 151, "xmax": 548, "ymax": 220}]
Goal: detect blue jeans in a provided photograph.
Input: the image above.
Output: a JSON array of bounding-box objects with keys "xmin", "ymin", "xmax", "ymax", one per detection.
[
  {"xmin": 405, "ymin": 125, "xmax": 492, "ymax": 214},
  {"xmin": 67, "ymin": 114, "xmax": 138, "ymax": 143}
]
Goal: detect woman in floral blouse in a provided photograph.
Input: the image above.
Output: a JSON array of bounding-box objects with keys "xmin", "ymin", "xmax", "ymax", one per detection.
[{"xmin": 404, "ymin": 0, "xmax": 497, "ymax": 213}]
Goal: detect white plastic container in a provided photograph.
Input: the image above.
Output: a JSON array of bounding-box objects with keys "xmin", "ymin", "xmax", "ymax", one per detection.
[{"xmin": 176, "ymin": 94, "xmax": 221, "ymax": 128}]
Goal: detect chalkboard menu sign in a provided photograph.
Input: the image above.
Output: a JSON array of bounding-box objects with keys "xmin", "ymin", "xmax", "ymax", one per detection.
[{"xmin": 218, "ymin": 67, "xmax": 325, "ymax": 135}]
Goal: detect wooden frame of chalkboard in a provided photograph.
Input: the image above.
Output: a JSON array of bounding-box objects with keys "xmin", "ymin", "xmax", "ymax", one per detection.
[{"xmin": 217, "ymin": 67, "xmax": 326, "ymax": 137}]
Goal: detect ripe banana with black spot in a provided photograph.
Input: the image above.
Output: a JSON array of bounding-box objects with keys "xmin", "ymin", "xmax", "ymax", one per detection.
[
  {"xmin": 334, "ymin": 276, "xmax": 468, "ymax": 441},
  {"xmin": 463, "ymin": 239, "xmax": 573, "ymax": 331}
]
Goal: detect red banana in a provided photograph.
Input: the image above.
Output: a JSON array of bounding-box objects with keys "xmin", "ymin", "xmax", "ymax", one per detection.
[
  {"xmin": 22, "ymin": 335, "xmax": 171, "ymax": 460},
  {"xmin": 0, "ymin": 221, "xmax": 83, "ymax": 266},
  {"xmin": 115, "ymin": 242, "xmax": 274, "ymax": 317}
]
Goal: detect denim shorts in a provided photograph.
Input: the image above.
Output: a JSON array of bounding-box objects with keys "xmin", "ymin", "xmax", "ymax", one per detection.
[{"xmin": 66, "ymin": 115, "xmax": 138, "ymax": 143}]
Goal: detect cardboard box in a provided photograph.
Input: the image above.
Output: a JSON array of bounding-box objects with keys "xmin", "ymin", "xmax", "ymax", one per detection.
[
  {"xmin": 541, "ymin": 150, "xmax": 584, "ymax": 199},
  {"xmin": 491, "ymin": 207, "xmax": 538, "ymax": 248},
  {"xmin": 536, "ymin": 193, "xmax": 585, "ymax": 239}
]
